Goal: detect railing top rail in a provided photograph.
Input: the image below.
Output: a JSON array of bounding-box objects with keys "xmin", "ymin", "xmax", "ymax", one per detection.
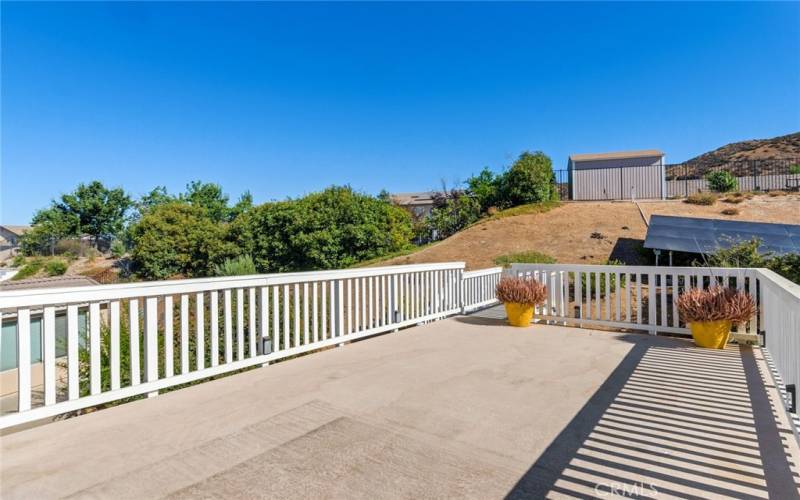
[
  {"xmin": 0, "ymin": 262, "xmax": 465, "ymax": 310},
  {"xmin": 509, "ymin": 263, "xmax": 758, "ymax": 275},
  {"xmin": 463, "ymin": 267, "xmax": 503, "ymax": 278},
  {"xmin": 756, "ymin": 268, "xmax": 800, "ymax": 299}
]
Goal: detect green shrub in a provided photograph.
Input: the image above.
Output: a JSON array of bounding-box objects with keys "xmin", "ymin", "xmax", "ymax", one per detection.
[
  {"xmin": 790, "ymin": 164, "xmax": 800, "ymax": 175},
  {"xmin": 45, "ymin": 259, "xmax": 68, "ymax": 276},
  {"xmin": 685, "ymin": 192, "xmax": 717, "ymax": 205},
  {"xmin": 494, "ymin": 251, "xmax": 556, "ymax": 268},
  {"xmin": 233, "ymin": 186, "xmax": 413, "ymax": 272},
  {"xmin": 12, "ymin": 255, "xmax": 26, "ymax": 267},
  {"xmin": 110, "ymin": 240, "xmax": 126, "ymax": 258},
  {"xmin": 419, "ymin": 195, "xmax": 481, "ymax": 241},
  {"xmin": 465, "ymin": 168, "xmax": 501, "ymax": 213},
  {"xmin": 706, "ymin": 170, "xmax": 738, "ymax": 193},
  {"xmin": 129, "ymin": 202, "xmax": 234, "ymax": 279},
  {"xmin": 12, "ymin": 259, "xmax": 44, "ymax": 280},
  {"xmin": 701, "ymin": 238, "xmax": 800, "ymax": 284},
  {"xmin": 498, "ymin": 151, "xmax": 559, "ymax": 206},
  {"xmin": 214, "ymin": 254, "xmax": 257, "ymax": 276}
]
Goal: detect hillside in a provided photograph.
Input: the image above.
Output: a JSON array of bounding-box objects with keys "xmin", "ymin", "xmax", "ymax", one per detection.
[
  {"xmin": 685, "ymin": 132, "xmax": 800, "ymax": 167},
  {"xmin": 379, "ymin": 194, "xmax": 800, "ymax": 270}
]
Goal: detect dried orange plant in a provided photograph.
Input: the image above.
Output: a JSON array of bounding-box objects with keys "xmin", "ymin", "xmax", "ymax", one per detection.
[
  {"xmin": 495, "ymin": 277, "xmax": 547, "ymax": 306},
  {"xmin": 676, "ymin": 286, "xmax": 756, "ymax": 324}
]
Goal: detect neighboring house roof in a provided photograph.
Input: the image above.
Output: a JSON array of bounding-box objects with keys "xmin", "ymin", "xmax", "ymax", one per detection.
[
  {"xmin": 0, "ymin": 225, "xmax": 32, "ymax": 237},
  {"xmin": 0, "ymin": 275, "xmax": 99, "ymax": 291},
  {"xmin": 569, "ymin": 150, "xmax": 664, "ymax": 162},
  {"xmin": 391, "ymin": 192, "xmax": 438, "ymax": 206}
]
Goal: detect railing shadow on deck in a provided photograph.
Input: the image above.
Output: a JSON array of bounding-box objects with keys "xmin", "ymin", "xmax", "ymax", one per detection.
[{"xmin": 503, "ymin": 334, "xmax": 800, "ymax": 499}]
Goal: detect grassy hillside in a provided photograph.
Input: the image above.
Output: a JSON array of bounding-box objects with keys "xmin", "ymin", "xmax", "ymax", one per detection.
[{"xmin": 376, "ymin": 194, "xmax": 800, "ymax": 270}]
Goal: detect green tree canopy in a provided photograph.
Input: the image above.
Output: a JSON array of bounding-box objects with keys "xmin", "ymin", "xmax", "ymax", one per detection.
[
  {"xmin": 499, "ymin": 151, "xmax": 558, "ymax": 206},
  {"xmin": 232, "ymin": 186, "xmax": 412, "ymax": 272},
  {"xmin": 20, "ymin": 181, "xmax": 131, "ymax": 252},
  {"xmin": 129, "ymin": 202, "xmax": 233, "ymax": 279}
]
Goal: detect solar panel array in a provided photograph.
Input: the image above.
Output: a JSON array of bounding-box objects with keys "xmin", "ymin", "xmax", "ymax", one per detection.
[{"xmin": 643, "ymin": 215, "xmax": 800, "ymax": 255}]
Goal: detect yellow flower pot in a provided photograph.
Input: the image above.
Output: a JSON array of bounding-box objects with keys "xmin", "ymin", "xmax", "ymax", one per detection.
[
  {"xmin": 689, "ymin": 320, "xmax": 732, "ymax": 349},
  {"xmin": 504, "ymin": 302, "xmax": 535, "ymax": 327}
]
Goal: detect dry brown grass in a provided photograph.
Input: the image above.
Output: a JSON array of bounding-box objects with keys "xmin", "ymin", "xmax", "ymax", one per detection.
[
  {"xmin": 685, "ymin": 192, "xmax": 718, "ymax": 205},
  {"xmin": 768, "ymin": 190, "xmax": 789, "ymax": 197},
  {"xmin": 676, "ymin": 287, "xmax": 756, "ymax": 324},
  {"xmin": 495, "ymin": 277, "xmax": 547, "ymax": 306}
]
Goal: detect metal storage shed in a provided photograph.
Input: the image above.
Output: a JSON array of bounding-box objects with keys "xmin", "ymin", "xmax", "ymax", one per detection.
[{"xmin": 568, "ymin": 149, "xmax": 666, "ymax": 200}]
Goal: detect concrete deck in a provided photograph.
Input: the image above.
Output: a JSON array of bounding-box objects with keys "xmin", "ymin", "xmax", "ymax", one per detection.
[{"xmin": 2, "ymin": 307, "xmax": 800, "ymax": 499}]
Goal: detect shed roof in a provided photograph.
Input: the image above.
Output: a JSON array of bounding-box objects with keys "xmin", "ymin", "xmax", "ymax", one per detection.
[
  {"xmin": 569, "ymin": 150, "xmax": 664, "ymax": 162},
  {"xmin": 643, "ymin": 215, "xmax": 800, "ymax": 256}
]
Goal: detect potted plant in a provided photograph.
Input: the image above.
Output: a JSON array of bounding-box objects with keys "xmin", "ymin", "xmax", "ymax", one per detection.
[
  {"xmin": 495, "ymin": 276, "xmax": 547, "ymax": 327},
  {"xmin": 676, "ymin": 286, "xmax": 756, "ymax": 349}
]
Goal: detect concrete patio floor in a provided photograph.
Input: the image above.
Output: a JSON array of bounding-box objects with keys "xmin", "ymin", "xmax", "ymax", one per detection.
[{"xmin": 2, "ymin": 307, "xmax": 800, "ymax": 499}]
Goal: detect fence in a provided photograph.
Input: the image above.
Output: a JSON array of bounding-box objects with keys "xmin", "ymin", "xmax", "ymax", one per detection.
[
  {"xmin": 554, "ymin": 158, "xmax": 800, "ymax": 201},
  {"xmin": 461, "ymin": 267, "xmax": 502, "ymax": 312},
  {"xmin": 508, "ymin": 263, "xmax": 763, "ymax": 336},
  {"xmin": 0, "ymin": 263, "xmax": 477, "ymax": 428},
  {"xmin": 3, "ymin": 261, "xmax": 799, "ymax": 430},
  {"xmin": 665, "ymin": 159, "xmax": 800, "ymax": 197}
]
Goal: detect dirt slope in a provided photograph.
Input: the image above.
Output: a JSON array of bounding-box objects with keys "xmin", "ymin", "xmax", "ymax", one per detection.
[
  {"xmin": 380, "ymin": 194, "xmax": 800, "ymax": 270},
  {"xmin": 686, "ymin": 132, "xmax": 800, "ymax": 166}
]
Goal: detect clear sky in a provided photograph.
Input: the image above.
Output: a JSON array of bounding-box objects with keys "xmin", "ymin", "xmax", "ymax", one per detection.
[{"xmin": 2, "ymin": 2, "xmax": 799, "ymax": 224}]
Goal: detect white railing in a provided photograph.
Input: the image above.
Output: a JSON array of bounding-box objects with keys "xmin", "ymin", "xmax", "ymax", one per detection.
[
  {"xmin": 759, "ymin": 269, "xmax": 800, "ymax": 402},
  {"xmin": 461, "ymin": 267, "xmax": 503, "ymax": 312},
  {"xmin": 509, "ymin": 263, "xmax": 762, "ymax": 336},
  {"xmin": 2, "ymin": 260, "xmax": 797, "ymax": 430},
  {"xmin": 0, "ymin": 263, "xmax": 465, "ymax": 428}
]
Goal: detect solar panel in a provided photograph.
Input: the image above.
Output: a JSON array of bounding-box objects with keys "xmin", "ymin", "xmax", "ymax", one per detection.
[{"xmin": 643, "ymin": 215, "xmax": 800, "ymax": 255}]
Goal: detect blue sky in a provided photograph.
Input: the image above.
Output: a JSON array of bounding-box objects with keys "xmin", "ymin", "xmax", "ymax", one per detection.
[{"xmin": 2, "ymin": 2, "xmax": 799, "ymax": 224}]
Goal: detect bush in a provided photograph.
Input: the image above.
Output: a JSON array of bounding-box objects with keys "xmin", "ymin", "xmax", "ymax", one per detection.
[
  {"xmin": 214, "ymin": 254, "xmax": 257, "ymax": 276},
  {"xmin": 720, "ymin": 208, "xmax": 739, "ymax": 216},
  {"xmin": 676, "ymin": 287, "xmax": 756, "ymax": 324},
  {"xmin": 129, "ymin": 202, "xmax": 234, "ymax": 279},
  {"xmin": 706, "ymin": 171, "xmax": 738, "ymax": 193},
  {"xmin": 45, "ymin": 259, "xmax": 68, "ymax": 276},
  {"xmin": 465, "ymin": 168, "xmax": 501, "ymax": 212},
  {"xmin": 498, "ymin": 151, "xmax": 559, "ymax": 206},
  {"xmin": 419, "ymin": 194, "xmax": 481, "ymax": 241},
  {"xmin": 495, "ymin": 277, "xmax": 547, "ymax": 306},
  {"xmin": 233, "ymin": 186, "xmax": 413, "ymax": 272},
  {"xmin": 494, "ymin": 251, "xmax": 556, "ymax": 268},
  {"xmin": 700, "ymin": 238, "xmax": 800, "ymax": 284},
  {"xmin": 685, "ymin": 192, "xmax": 717, "ymax": 205},
  {"xmin": 12, "ymin": 259, "xmax": 43, "ymax": 280},
  {"xmin": 110, "ymin": 240, "xmax": 126, "ymax": 258},
  {"xmin": 790, "ymin": 164, "xmax": 800, "ymax": 175}
]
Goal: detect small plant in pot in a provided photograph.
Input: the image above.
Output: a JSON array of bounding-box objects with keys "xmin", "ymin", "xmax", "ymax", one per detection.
[
  {"xmin": 495, "ymin": 276, "xmax": 547, "ymax": 327},
  {"xmin": 676, "ymin": 286, "xmax": 756, "ymax": 349}
]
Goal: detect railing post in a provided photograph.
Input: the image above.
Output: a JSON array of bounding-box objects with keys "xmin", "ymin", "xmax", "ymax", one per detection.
[
  {"xmin": 391, "ymin": 274, "xmax": 399, "ymax": 331},
  {"xmin": 458, "ymin": 269, "xmax": 465, "ymax": 314},
  {"xmin": 144, "ymin": 296, "xmax": 159, "ymax": 397},
  {"xmin": 336, "ymin": 279, "xmax": 344, "ymax": 346}
]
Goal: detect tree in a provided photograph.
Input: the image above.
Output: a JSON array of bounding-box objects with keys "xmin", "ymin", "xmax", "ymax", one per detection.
[
  {"xmin": 58, "ymin": 181, "xmax": 132, "ymax": 245},
  {"xmin": 129, "ymin": 202, "xmax": 233, "ymax": 279},
  {"xmin": 181, "ymin": 181, "xmax": 231, "ymax": 222},
  {"xmin": 20, "ymin": 181, "xmax": 131, "ymax": 251},
  {"xmin": 20, "ymin": 208, "xmax": 78, "ymax": 255},
  {"xmin": 498, "ymin": 151, "xmax": 558, "ymax": 206},
  {"xmin": 231, "ymin": 186, "xmax": 413, "ymax": 272},
  {"xmin": 420, "ymin": 194, "xmax": 481, "ymax": 241},
  {"xmin": 229, "ymin": 191, "xmax": 254, "ymax": 220},
  {"xmin": 137, "ymin": 186, "xmax": 174, "ymax": 214},
  {"xmin": 465, "ymin": 167, "xmax": 501, "ymax": 212}
]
